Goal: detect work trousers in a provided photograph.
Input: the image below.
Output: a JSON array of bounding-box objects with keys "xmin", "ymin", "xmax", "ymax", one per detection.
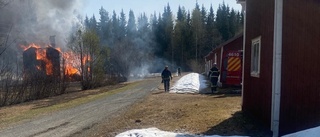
[
  {"xmin": 210, "ymin": 78, "xmax": 218, "ymax": 92},
  {"xmin": 163, "ymin": 80, "xmax": 170, "ymax": 92}
]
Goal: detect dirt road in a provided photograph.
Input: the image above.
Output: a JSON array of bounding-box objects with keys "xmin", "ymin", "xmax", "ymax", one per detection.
[{"xmin": 0, "ymin": 78, "xmax": 161, "ymax": 137}]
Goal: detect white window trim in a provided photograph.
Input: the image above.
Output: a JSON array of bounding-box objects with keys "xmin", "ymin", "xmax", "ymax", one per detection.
[
  {"xmin": 214, "ymin": 53, "xmax": 217, "ymax": 64},
  {"xmin": 250, "ymin": 36, "xmax": 261, "ymax": 77}
]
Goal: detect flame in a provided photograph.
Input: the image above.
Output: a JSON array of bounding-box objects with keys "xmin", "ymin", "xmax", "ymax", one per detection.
[
  {"xmin": 21, "ymin": 43, "xmax": 54, "ymax": 75},
  {"xmin": 63, "ymin": 52, "xmax": 80, "ymax": 76},
  {"xmin": 82, "ymin": 55, "xmax": 91, "ymax": 65},
  {"xmin": 21, "ymin": 43, "xmax": 41, "ymax": 51},
  {"xmin": 21, "ymin": 43, "xmax": 91, "ymax": 78},
  {"xmin": 56, "ymin": 47, "xmax": 62, "ymax": 53},
  {"xmin": 36, "ymin": 48, "xmax": 53, "ymax": 75}
]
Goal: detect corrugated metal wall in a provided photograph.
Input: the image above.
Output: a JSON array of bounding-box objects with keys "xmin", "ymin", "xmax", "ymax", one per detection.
[
  {"xmin": 280, "ymin": 0, "xmax": 320, "ymax": 135},
  {"xmin": 242, "ymin": 0, "xmax": 274, "ymax": 130}
]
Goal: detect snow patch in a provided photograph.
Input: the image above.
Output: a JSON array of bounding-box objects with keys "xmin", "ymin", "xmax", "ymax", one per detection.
[
  {"xmin": 115, "ymin": 127, "xmax": 248, "ymax": 137},
  {"xmin": 282, "ymin": 126, "xmax": 320, "ymax": 137},
  {"xmin": 170, "ymin": 73, "xmax": 208, "ymax": 94}
]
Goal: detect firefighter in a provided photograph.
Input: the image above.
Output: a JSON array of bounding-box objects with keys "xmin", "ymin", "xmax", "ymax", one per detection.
[
  {"xmin": 161, "ymin": 66, "xmax": 172, "ymax": 92},
  {"xmin": 208, "ymin": 63, "xmax": 220, "ymax": 93}
]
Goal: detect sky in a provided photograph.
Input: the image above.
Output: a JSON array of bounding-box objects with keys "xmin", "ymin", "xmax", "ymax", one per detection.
[
  {"xmin": 82, "ymin": 0, "xmax": 242, "ymax": 19},
  {"xmin": 116, "ymin": 73, "xmax": 320, "ymax": 137}
]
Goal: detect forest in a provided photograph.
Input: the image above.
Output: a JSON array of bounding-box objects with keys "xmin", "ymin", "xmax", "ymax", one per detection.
[{"xmin": 81, "ymin": 2, "xmax": 244, "ymax": 76}]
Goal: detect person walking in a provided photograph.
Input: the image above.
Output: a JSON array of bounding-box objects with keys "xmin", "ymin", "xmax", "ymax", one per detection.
[
  {"xmin": 177, "ymin": 67, "xmax": 181, "ymax": 76},
  {"xmin": 161, "ymin": 66, "xmax": 172, "ymax": 92},
  {"xmin": 208, "ymin": 63, "xmax": 220, "ymax": 93}
]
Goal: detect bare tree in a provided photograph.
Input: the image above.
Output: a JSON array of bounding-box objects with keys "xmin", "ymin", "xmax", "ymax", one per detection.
[
  {"xmin": 0, "ymin": 24, "xmax": 14, "ymax": 56},
  {"xmin": 67, "ymin": 29, "xmax": 107, "ymax": 90}
]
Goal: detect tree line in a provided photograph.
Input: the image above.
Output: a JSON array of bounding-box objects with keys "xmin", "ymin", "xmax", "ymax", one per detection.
[{"xmin": 78, "ymin": 2, "xmax": 243, "ymax": 78}]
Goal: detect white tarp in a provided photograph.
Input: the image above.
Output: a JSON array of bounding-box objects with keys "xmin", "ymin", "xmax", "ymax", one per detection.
[{"xmin": 170, "ymin": 73, "xmax": 208, "ymax": 94}]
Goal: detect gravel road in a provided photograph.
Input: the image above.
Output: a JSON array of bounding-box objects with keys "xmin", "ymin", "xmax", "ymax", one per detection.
[{"xmin": 0, "ymin": 78, "xmax": 161, "ymax": 137}]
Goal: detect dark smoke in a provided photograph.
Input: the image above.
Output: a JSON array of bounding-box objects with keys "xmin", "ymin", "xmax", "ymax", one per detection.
[
  {"xmin": 0, "ymin": 0, "xmax": 82, "ymax": 48},
  {"xmin": 0, "ymin": 0, "xmax": 83, "ymax": 78}
]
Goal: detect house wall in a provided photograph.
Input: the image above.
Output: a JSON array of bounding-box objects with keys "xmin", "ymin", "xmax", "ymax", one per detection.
[
  {"xmin": 215, "ymin": 47, "xmax": 222, "ymax": 70},
  {"xmin": 223, "ymin": 35, "xmax": 243, "ymax": 52},
  {"xmin": 205, "ymin": 48, "xmax": 221, "ymax": 70},
  {"xmin": 205, "ymin": 35, "xmax": 243, "ymax": 72},
  {"xmin": 280, "ymin": 0, "xmax": 320, "ymax": 135},
  {"xmin": 242, "ymin": 0, "xmax": 274, "ymax": 130}
]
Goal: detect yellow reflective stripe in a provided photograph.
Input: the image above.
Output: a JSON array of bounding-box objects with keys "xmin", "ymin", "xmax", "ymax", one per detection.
[
  {"xmin": 233, "ymin": 65, "xmax": 241, "ymax": 71},
  {"xmin": 228, "ymin": 57, "xmax": 241, "ymax": 71},
  {"xmin": 228, "ymin": 57, "xmax": 237, "ymax": 67},
  {"xmin": 228, "ymin": 57, "xmax": 238, "ymax": 70},
  {"xmin": 229, "ymin": 60, "xmax": 240, "ymax": 71}
]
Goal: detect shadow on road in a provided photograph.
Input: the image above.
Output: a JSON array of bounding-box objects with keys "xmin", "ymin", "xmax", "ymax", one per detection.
[{"xmin": 201, "ymin": 111, "xmax": 272, "ymax": 137}]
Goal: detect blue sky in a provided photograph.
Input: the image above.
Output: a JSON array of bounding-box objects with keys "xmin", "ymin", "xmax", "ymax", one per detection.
[{"xmin": 82, "ymin": 0, "xmax": 242, "ymax": 19}]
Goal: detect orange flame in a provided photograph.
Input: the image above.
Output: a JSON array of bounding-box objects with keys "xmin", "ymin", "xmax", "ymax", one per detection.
[
  {"xmin": 63, "ymin": 52, "xmax": 80, "ymax": 76},
  {"xmin": 21, "ymin": 43, "xmax": 41, "ymax": 51},
  {"xmin": 21, "ymin": 43, "xmax": 90, "ymax": 78},
  {"xmin": 82, "ymin": 55, "xmax": 91, "ymax": 65},
  {"xmin": 35, "ymin": 48, "xmax": 53, "ymax": 75},
  {"xmin": 22, "ymin": 43, "xmax": 54, "ymax": 75}
]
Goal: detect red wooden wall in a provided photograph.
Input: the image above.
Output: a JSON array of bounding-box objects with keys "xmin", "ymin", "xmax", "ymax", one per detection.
[
  {"xmin": 242, "ymin": 0, "xmax": 274, "ymax": 131},
  {"xmin": 280, "ymin": 0, "xmax": 320, "ymax": 135}
]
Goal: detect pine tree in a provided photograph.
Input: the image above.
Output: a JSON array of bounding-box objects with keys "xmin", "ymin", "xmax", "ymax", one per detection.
[
  {"xmin": 111, "ymin": 10, "xmax": 120, "ymax": 45},
  {"xmin": 127, "ymin": 10, "xmax": 137, "ymax": 39},
  {"xmin": 191, "ymin": 2, "xmax": 202, "ymax": 62},
  {"xmin": 206, "ymin": 4, "xmax": 216, "ymax": 49},
  {"xmin": 163, "ymin": 3, "xmax": 173, "ymax": 63},
  {"xmin": 228, "ymin": 9, "xmax": 237, "ymax": 37},
  {"xmin": 216, "ymin": 2, "xmax": 231, "ymax": 41},
  {"xmin": 119, "ymin": 9, "xmax": 127, "ymax": 41},
  {"xmin": 98, "ymin": 6, "xmax": 111, "ymax": 45},
  {"xmin": 89, "ymin": 14, "xmax": 98, "ymax": 32},
  {"xmin": 84, "ymin": 15, "xmax": 90, "ymax": 29},
  {"xmin": 173, "ymin": 6, "xmax": 187, "ymax": 67}
]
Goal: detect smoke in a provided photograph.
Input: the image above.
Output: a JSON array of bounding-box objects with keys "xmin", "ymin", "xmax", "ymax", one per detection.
[
  {"xmin": 126, "ymin": 31, "xmax": 177, "ymax": 81},
  {"xmin": 0, "ymin": 0, "xmax": 83, "ymax": 78},
  {"xmin": 0, "ymin": 0, "xmax": 83, "ymax": 49}
]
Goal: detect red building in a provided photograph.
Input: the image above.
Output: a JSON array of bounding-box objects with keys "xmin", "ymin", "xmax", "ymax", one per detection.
[
  {"xmin": 205, "ymin": 34, "xmax": 243, "ymax": 86},
  {"xmin": 239, "ymin": 0, "xmax": 320, "ymax": 136}
]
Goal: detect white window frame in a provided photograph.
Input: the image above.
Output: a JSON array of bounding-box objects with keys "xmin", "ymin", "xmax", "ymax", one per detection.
[
  {"xmin": 214, "ymin": 53, "xmax": 217, "ymax": 64},
  {"xmin": 251, "ymin": 36, "xmax": 261, "ymax": 77}
]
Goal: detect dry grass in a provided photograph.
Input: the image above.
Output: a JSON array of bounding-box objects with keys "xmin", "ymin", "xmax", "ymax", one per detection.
[
  {"xmin": 85, "ymin": 92, "xmax": 271, "ymax": 137},
  {"xmin": 0, "ymin": 83, "xmax": 130, "ymax": 129}
]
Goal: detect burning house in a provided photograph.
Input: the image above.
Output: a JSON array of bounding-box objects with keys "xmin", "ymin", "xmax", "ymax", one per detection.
[{"xmin": 23, "ymin": 45, "xmax": 60, "ymax": 80}]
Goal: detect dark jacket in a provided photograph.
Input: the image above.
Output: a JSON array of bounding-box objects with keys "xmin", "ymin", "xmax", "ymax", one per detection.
[
  {"xmin": 161, "ymin": 69, "xmax": 172, "ymax": 80},
  {"xmin": 208, "ymin": 67, "xmax": 220, "ymax": 80}
]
